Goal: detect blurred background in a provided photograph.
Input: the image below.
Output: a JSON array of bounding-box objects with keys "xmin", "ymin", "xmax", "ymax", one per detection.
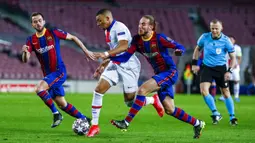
[{"xmin": 0, "ymin": 0, "xmax": 254, "ymax": 95}]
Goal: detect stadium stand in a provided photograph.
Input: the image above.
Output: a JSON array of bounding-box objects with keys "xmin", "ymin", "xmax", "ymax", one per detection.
[{"xmin": 0, "ymin": 0, "xmax": 254, "ymax": 81}]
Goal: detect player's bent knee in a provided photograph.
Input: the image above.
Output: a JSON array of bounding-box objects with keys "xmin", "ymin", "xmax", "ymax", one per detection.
[
  {"xmin": 35, "ymin": 86, "xmax": 44, "ymax": 93},
  {"xmin": 221, "ymin": 88, "xmax": 231, "ymax": 97},
  {"xmin": 137, "ymin": 87, "xmax": 148, "ymax": 95},
  {"xmin": 94, "ymin": 84, "xmax": 108, "ymax": 94},
  {"xmin": 165, "ymin": 108, "xmax": 175, "ymax": 115},
  {"xmin": 200, "ymin": 88, "xmax": 209, "ymax": 96}
]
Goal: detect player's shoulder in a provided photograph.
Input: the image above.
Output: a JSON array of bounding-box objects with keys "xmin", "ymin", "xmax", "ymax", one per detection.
[
  {"xmin": 26, "ymin": 35, "xmax": 33, "ymax": 42},
  {"xmin": 114, "ymin": 21, "xmax": 129, "ymax": 30},
  {"xmin": 132, "ymin": 34, "xmax": 141, "ymax": 42},
  {"xmin": 48, "ymin": 27, "xmax": 59, "ymax": 32},
  {"xmin": 234, "ymin": 44, "xmax": 242, "ymax": 50},
  {"xmin": 157, "ymin": 33, "xmax": 173, "ymax": 41},
  {"xmin": 201, "ymin": 32, "xmax": 211, "ymax": 38},
  {"xmin": 220, "ymin": 33, "xmax": 231, "ymax": 41}
]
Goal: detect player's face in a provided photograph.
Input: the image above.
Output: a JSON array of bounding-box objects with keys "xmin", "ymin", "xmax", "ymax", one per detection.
[
  {"xmin": 138, "ymin": 17, "xmax": 153, "ymax": 36},
  {"xmin": 31, "ymin": 15, "xmax": 45, "ymax": 32},
  {"xmin": 210, "ymin": 22, "xmax": 223, "ymax": 38},
  {"xmin": 96, "ymin": 14, "xmax": 110, "ymax": 29}
]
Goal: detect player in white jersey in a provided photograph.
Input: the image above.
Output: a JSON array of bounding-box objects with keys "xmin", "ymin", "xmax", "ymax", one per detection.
[
  {"xmin": 219, "ymin": 36, "xmax": 242, "ymax": 102},
  {"xmin": 229, "ymin": 36, "xmax": 242, "ymax": 102},
  {"xmin": 86, "ymin": 9, "xmax": 164, "ymax": 137}
]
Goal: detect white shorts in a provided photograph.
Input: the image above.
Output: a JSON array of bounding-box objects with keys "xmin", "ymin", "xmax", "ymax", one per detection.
[
  {"xmin": 101, "ymin": 60, "xmax": 141, "ymax": 93},
  {"xmin": 230, "ymin": 67, "xmax": 240, "ymax": 81}
]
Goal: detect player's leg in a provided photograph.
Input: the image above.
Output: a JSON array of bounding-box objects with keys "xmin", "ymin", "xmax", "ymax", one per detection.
[
  {"xmin": 111, "ymin": 69, "xmax": 176, "ymax": 129},
  {"xmin": 217, "ymin": 65, "xmax": 237, "ymax": 125},
  {"xmin": 220, "ymin": 87, "xmax": 238, "ymax": 126},
  {"xmin": 121, "ymin": 66, "xmax": 164, "ymax": 117},
  {"xmin": 232, "ymin": 69, "xmax": 240, "ymax": 102},
  {"xmin": 200, "ymin": 66, "xmax": 221, "ymax": 124},
  {"xmin": 111, "ymin": 77, "xmax": 160, "ymax": 130},
  {"xmin": 209, "ymin": 80, "xmax": 217, "ymax": 101},
  {"xmin": 35, "ymin": 80, "xmax": 59, "ymax": 114},
  {"xmin": 161, "ymin": 94, "xmax": 205, "ymax": 139},
  {"xmin": 87, "ymin": 63, "xmax": 118, "ymax": 137},
  {"xmin": 53, "ymin": 86, "xmax": 89, "ymax": 120},
  {"xmin": 37, "ymin": 71, "xmax": 67, "ymax": 127}
]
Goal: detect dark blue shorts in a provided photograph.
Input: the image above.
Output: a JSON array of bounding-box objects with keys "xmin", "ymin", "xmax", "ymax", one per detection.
[
  {"xmin": 43, "ymin": 70, "xmax": 67, "ymax": 99},
  {"xmin": 152, "ymin": 69, "xmax": 178, "ymax": 101}
]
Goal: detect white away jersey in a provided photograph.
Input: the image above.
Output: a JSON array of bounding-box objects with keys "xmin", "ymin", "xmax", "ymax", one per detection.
[
  {"xmin": 227, "ymin": 44, "xmax": 242, "ymax": 69},
  {"xmin": 105, "ymin": 20, "xmax": 140, "ymax": 69}
]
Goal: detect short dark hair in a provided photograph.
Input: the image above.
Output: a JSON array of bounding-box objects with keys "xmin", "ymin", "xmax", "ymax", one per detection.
[
  {"xmin": 142, "ymin": 15, "xmax": 157, "ymax": 31},
  {"xmin": 210, "ymin": 19, "xmax": 223, "ymax": 25},
  {"xmin": 228, "ymin": 35, "xmax": 235, "ymax": 40},
  {"xmin": 96, "ymin": 9, "xmax": 111, "ymax": 16},
  {"xmin": 30, "ymin": 12, "xmax": 44, "ymax": 22}
]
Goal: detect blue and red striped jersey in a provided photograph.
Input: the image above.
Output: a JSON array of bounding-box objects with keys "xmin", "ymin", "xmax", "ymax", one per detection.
[
  {"xmin": 111, "ymin": 32, "xmax": 185, "ymax": 74},
  {"xmin": 26, "ymin": 28, "xmax": 67, "ymax": 76}
]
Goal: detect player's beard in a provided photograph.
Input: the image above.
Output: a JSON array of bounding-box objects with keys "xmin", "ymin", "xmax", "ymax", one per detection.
[
  {"xmin": 35, "ymin": 26, "xmax": 44, "ymax": 33},
  {"xmin": 139, "ymin": 30, "xmax": 148, "ymax": 37}
]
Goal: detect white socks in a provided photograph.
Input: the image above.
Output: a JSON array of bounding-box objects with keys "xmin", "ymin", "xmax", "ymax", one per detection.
[
  {"xmin": 234, "ymin": 83, "xmax": 240, "ymax": 98},
  {"xmin": 91, "ymin": 91, "xmax": 104, "ymax": 125},
  {"xmin": 145, "ymin": 97, "xmax": 154, "ymax": 106}
]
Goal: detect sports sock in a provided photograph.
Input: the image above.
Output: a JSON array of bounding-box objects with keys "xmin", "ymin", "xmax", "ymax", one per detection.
[
  {"xmin": 171, "ymin": 107, "xmax": 199, "ymax": 126},
  {"xmin": 61, "ymin": 103, "xmax": 86, "ymax": 119},
  {"xmin": 224, "ymin": 96, "xmax": 235, "ymax": 120},
  {"xmin": 125, "ymin": 95, "xmax": 146, "ymax": 124},
  {"xmin": 234, "ymin": 83, "xmax": 240, "ymax": 98},
  {"xmin": 203, "ymin": 94, "xmax": 220, "ymax": 115},
  {"xmin": 37, "ymin": 90, "xmax": 58, "ymax": 113},
  {"xmin": 91, "ymin": 91, "xmax": 103, "ymax": 125}
]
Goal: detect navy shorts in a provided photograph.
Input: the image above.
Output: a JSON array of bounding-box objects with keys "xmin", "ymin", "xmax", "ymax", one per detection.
[
  {"xmin": 152, "ymin": 69, "xmax": 178, "ymax": 101},
  {"xmin": 43, "ymin": 70, "xmax": 67, "ymax": 99}
]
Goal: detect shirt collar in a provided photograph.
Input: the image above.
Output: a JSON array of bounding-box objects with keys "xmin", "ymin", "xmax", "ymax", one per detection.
[
  {"xmin": 211, "ymin": 32, "xmax": 222, "ymax": 40},
  {"xmin": 36, "ymin": 28, "xmax": 46, "ymax": 38},
  {"xmin": 107, "ymin": 20, "xmax": 116, "ymax": 31}
]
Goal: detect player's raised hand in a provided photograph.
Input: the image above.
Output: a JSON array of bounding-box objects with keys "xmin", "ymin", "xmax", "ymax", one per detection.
[
  {"xmin": 94, "ymin": 52, "xmax": 108, "ymax": 60},
  {"xmin": 22, "ymin": 45, "xmax": 29, "ymax": 53},
  {"xmin": 84, "ymin": 50, "xmax": 96, "ymax": 61},
  {"xmin": 192, "ymin": 65, "xmax": 200, "ymax": 75},
  {"xmin": 174, "ymin": 49, "xmax": 183, "ymax": 56}
]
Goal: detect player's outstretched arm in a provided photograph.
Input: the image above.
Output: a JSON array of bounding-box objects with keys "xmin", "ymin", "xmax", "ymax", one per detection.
[
  {"xmin": 21, "ymin": 45, "xmax": 31, "ymax": 63},
  {"xmin": 66, "ymin": 33, "xmax": 96, "ymax": 61},
  {"xmin": 107, "ymin": 40, "xmax": 128, "ymax": 56},
  {"xmin": 96, "ymin": 40, "xmax": 128, "ymax": 60}
]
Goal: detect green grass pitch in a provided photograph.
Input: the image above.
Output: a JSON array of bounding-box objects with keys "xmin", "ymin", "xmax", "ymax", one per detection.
[{"xmin": 0, "ymin": 93, "xmax": 255, "ymax": 143}]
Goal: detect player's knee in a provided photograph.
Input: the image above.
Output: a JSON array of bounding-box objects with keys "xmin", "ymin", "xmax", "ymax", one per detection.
[
  {"xmin": 137, "ymin": 87, "xmax": 148, "ymax": 95},
  {"xmin": 165, "ymin": 107, "xmax": 175, "ymax": 115},
  {"xmin": 35, "ymin": 85, "xmax": 44, "ymax": 93},
  {"xmin": 95, "ymin": 85, "xmax": 106, "ymax": 94},
  {"xmin": 200, "ymin": 88, "xmax": 209, "ymax": 96},
  {"xmin": 221, "ymin": 88, "xmax": 231, "ymax": 97}
]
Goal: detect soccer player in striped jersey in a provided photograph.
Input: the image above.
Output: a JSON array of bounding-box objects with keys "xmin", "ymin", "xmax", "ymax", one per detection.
[
  {"xmin": 21, "ymin": 12, "xmax": 95, "ymax": 128},
  {"xmin": 108, "ymin": 15, "xmax": 205, "ymax": 139}
]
